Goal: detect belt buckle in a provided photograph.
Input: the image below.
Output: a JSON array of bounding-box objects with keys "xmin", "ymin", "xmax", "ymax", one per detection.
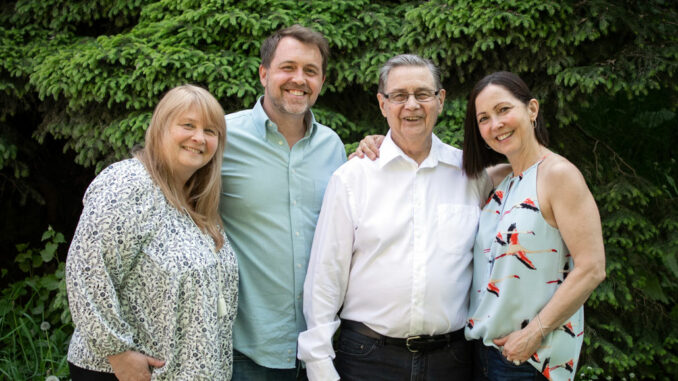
[{"xmin": 406, "ymin": 336, "xmax": 421, "ymax": 352}]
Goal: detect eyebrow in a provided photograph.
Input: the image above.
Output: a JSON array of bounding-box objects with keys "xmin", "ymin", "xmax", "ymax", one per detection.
[
  {"xmin": 278, "ymin": 60, "xmax": 320, "ymax": 70},
  {"xmin": 387, "ymin": 86, "xmax": 436, "ymax": 93}
]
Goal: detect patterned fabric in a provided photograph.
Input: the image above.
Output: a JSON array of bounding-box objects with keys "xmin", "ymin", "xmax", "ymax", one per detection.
[
  {"xmin": 66, "ymin": 158, "xmax": 238, "ymax": 380},
  {"xmin": 466, "ymin": 159, "xmax": 583, "ymax": 381}
]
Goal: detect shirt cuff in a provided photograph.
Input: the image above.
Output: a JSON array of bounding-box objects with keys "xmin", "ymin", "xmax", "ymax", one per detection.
[{"xmin": 305, "ymin": 358, "xmax": 340, "ymax": 381}]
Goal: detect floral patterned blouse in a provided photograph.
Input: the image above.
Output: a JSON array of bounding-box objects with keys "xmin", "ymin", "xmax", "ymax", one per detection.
[
  {"xmin": 66, "ymin": 158, "xmax": 238, "ymax": 380},
  {"xmin": 465, "ymin": 159, "xmax": 583, "ymax": 381}
]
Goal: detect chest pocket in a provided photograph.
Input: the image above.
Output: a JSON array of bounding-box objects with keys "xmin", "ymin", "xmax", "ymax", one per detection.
[{"xmin": 437, "ymin": 204, "xmax": 481, "ymax": 254}]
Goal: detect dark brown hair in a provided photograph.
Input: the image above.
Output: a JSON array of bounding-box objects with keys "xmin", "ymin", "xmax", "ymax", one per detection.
[
  {"xmin": 462, "ymin": 71, "xmax": 548, "ymax": 178},
  {"xmin": 260, "ymin": 24, "xmax": 330, "ymax": 75}
]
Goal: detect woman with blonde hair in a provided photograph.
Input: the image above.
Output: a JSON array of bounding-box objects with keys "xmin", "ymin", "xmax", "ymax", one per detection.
[{"xmin": 66, "ymin": 84, "xmax": 238, "ymax": 380}]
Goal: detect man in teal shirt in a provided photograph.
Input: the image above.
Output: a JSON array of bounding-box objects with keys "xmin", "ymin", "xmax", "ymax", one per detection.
[{"xmin": 220, "ymin": 25, "xmax": 346, "ymax": 380}]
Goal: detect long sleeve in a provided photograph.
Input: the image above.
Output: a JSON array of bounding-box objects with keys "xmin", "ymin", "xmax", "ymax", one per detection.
[
  {"xmin": 298, "ymin": 174, "xmax": 356, "ymax": 381},
  {"xmin": 66, "ymin": 161, "xmax": 156, "ymax": 359}
]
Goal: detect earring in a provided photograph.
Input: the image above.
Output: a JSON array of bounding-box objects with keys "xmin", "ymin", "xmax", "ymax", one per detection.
[{"xmin": 532, "ymin": 120, "xmax": 537, "ymax": 129}]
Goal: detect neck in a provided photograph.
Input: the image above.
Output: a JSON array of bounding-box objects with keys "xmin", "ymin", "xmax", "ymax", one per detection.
[
  {"xmin": 507, "ymin": 143, "xmax": 547, "ymax": 176},
  {"xmin": 393, "ymin": 135, "xmax": 432, "ymax": 166},
  {"xmin": 262, "ymin": 102, "xmax": 307, "ymax": 148}
]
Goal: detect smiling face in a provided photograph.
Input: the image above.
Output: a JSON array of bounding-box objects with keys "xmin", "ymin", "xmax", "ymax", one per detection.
[
  {"xmin": 377, "ymin": 65, "xmax": 445, "ymax": 151},
  {"xmin": 474, "ymin": 84, "xmax": 539, "ymax": 159},
  {"xmin": 259, "ymin": 36, "xmax": 325, "ymax": 122},
  {"xmin": 162, "ymin": 106, "xmax": 219, "ymax": 185}
]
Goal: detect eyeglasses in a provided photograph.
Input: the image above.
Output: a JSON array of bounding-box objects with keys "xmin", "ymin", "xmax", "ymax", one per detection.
[{"xmin": 382, "ymin": 90, "xmax": 440, "ymax": 104}]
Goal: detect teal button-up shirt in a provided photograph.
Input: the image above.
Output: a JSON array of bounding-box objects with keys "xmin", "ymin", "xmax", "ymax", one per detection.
[{"xmin": 220, "ymin": 97, "xmax": 346, "ymax": 369}]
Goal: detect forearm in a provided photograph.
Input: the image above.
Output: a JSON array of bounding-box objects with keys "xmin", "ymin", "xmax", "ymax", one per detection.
[{"xmin": 532, "ymin": 264, "xmax": 605, "ymax": 335}]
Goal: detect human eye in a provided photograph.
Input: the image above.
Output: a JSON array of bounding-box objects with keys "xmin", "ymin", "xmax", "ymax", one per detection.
[
  {"xmin": 498, "ymin": 105, "xmax": 512, "ymax": 113},
  {"xmin": 390, "ymin": 93, "xmax": 408, "ymax": 103},
  {"xmin": 204, "ymin": 127, "xmax": 217, "ymax": 136},
  {"xmin": 415, "ymin": 91, "xmax": 435, "ymax": 101},
  {"xmin": 182, "ymin": 122, "xmax": 194, "ymax": 129},
  {"xmin": 304, "ymin": 67, "xmax": 318, "ymax": 76},
  {"xmin": 477, "ymin": 115, "xmax": 488, "ymax": 124}
]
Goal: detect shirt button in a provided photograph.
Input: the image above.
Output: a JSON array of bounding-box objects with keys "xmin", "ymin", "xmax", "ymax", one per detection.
[
  {"xmin": 278, "ymin": 140, "xmax": 283, "ymax": 145},
  {"xmin": 292, "ymin": 200, "xmax": 297, "ymax": 206},
  {"xmin": 297, "ymin": 264, "xmax": 302, "ymax": 268},
  {"xmin": 295, "ymin": 231, "xmax": 300, "ymax": 236}
]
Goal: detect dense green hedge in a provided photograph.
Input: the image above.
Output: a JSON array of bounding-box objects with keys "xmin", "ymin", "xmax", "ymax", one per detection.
[{"xmin": 1, "ymin": 0, "xmax": 677, "ymax": 379}]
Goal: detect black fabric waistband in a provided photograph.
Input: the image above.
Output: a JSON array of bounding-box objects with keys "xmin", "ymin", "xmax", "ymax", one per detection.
[{"xmin": 340, "ymin": 319, "xmax": 465, "ymax": 353}]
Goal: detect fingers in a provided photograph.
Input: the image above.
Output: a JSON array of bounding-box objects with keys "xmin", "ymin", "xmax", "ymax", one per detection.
[
  {"xmin": 146, "ymin": 355, "xmax": 166, "ymax": 368},
  {"xmin": 493, "ymin": 336, "xmax": 508, "ymax": 346}
]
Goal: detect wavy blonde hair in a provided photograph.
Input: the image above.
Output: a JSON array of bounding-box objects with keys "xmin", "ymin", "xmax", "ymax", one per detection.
[{"xmin": 135, "ymin": 84, "xmax": 226, "ymax": 249}]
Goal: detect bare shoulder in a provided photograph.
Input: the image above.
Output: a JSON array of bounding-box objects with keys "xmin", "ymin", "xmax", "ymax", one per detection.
[{"xmin": 539, "ymin": 154, "xmax": 588, "ymax": 193}]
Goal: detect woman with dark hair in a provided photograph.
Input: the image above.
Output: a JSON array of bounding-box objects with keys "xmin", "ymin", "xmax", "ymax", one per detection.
[
  {"xmin": 66, "ymin": 85, "xmax": 238, "ymax": 380},
  {"xmin": 353, "ymin": 71, "xmax": 605, "ymax": 380},
  {"xmin": 461, "ymin": 71, "xmax": 605, "ymax": 381}
]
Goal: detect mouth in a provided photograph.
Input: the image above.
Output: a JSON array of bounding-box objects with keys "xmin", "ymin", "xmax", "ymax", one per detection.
[
  {"xmin": 287, "ymin": 89, "xmax": 305, "ymax": 96},
  {"xmin": 183, "ymin": 146, "xmax": 204, "ymax": 154},
  {"xmin": 496, "ymin": 131, "xmax": 514, "ymax": 141},
  {"xmin": 403, "ymin": 116, "xmax": 423, "ymax": 122}
]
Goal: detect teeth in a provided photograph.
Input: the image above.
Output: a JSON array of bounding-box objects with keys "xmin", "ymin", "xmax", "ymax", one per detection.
[
  {"xmin": 404, "ymin": 117, "xmax": 420, "ymax": 121},
  {"xmin": 288, "ymin": 90, "xmax": 304, "ymax": 96},
  {"xmin": 497, "ymin": 131, "xmax": 513, "ymax": 141},
  {"xmin": 184, "ymin": 147, "xmax": 202, "ymax": 154}
]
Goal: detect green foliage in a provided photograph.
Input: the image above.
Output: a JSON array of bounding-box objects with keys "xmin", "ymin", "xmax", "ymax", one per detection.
[
  {"xmin": 1, "ymin": 0, "xmax": 677, "ymax": 378},
  {"xmin": 0, "ymin": 226, "xmax": 71, "ymax": 380}
]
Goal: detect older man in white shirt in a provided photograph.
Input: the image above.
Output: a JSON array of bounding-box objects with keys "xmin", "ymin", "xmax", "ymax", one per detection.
[{"xmin": 298, "ymin": 54, "xmax": 492, "ymax": 380}]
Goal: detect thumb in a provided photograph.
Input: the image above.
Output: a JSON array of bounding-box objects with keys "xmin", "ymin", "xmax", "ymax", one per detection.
[
  {"xmin": 493, "ymin": 336, "xmax": 508, "ymax": 347},
  {"xmin": 145, "ymin": 355, "xmax": 165, "ymax": 368}
]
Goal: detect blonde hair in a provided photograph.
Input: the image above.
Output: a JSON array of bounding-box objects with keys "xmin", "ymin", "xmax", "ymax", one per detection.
[{"xmin": 135, "ymin": 84, "xmax": 226, "ymax": 249}]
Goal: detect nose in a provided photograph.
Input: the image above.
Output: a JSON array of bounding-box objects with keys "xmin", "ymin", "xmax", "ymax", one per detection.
[
  {"xmin": 490, "ymin": 116, "xmax": 503, "ymax": 130},
  {"xmin": 291, "ymin": 68, "xmax": 305, "ymax": 84},
  {"xmin": 404, "ymin": 94, "xmax": 420, "ymax": 109},
  {"xmin": 192, "ymin": 128, "xmax": 206, "ymax": 144}
]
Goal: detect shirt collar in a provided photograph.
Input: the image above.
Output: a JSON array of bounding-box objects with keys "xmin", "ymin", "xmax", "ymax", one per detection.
[
  {"xmin": 252, "ymin": 96, "xmax": 318, "ymax": 140},
  {"xmin": 378, "ymin": 130, "xmax": 462, "ymax": 169}
]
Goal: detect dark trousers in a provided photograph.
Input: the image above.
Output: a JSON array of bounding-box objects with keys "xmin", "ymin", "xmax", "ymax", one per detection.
[
  {"xmin": 334, "ymin": 324, "xmax": 472, "ymax": 381},
  {"xmin": 232, "ymin": 350, "xmax": 307, "ymax": 381},
  {"xmin": 69, "ymin": 362, "xmax": 118, "ymax": 381},
  {"xmin": 473, "ymin": 340, "xmax": 548, "ymax": 381}
]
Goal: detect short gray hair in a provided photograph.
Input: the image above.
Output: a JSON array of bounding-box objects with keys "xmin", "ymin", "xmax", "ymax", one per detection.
[{"xmin": 377, "ymin": 54, "xmax": 442, "ymax": 93}]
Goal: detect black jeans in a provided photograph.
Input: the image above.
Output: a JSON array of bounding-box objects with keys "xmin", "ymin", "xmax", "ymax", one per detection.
[{"xmin": 334, "ymin": 325, "xmax": 472, "ymax": 381}]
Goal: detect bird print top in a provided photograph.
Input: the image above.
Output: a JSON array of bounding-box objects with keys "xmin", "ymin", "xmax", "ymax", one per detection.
[
  {"xmin": 66, "ymin": 158, "xmax": 238, "ymax": 380},
  {"xmin": 465, "ymin": 158, "xmax": 583, "ymax": 381}
]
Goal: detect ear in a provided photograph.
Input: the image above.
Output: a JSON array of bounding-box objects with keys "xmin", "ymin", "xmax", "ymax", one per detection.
[
  {"xmin": 259, "ymin": 65, "xmax": 268, "ymax": 88},
  {"xmin": 377, "ymin": 93, "xmax": 388, "ymax": 117},
  {"xmin": 437, "ymin": 89, "xmax": 446, "ymax": 115},
  {"xmin": 528, "ymin": 98, "xmax": 539, "ymax": 121}
]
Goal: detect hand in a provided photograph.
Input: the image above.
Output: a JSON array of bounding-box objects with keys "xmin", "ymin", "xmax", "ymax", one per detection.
[
  {"xmin": 348, "ymin": 135, "xmax": 385, "ymax": 160},
  {"xmin": 108, "ymin": 350, "xmax": 165, "ymax": 381},
  {"xmin": 492, "ymin": 325, "xmax": 542, "ymax": 365}
]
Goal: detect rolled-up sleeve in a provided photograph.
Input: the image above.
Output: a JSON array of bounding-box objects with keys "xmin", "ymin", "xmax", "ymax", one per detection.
[
  {"xmin": 298, "ymin": 173, "xmax": 356, "ymax": 381},
  {"xmin": 66, "ymin": 164, "xmax": 155, "ymax": 358}
]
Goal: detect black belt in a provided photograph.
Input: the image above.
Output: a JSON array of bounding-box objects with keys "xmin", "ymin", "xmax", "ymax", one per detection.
[{"xmin": 341, "ymin": 319, "xmax": 465, "ymax": 353}]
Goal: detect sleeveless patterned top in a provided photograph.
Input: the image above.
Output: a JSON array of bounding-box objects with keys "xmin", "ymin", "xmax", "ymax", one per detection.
[{"xmin": 465, "ymin": 159, "xmax": 583, "ymax": 381}]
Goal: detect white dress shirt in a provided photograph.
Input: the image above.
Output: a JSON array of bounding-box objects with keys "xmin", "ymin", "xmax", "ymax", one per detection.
[{"xmin": 298, "ymin": 132, "xmax": 492, "ymax": 380}]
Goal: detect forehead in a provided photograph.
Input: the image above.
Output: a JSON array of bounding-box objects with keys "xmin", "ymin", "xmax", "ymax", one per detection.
[
  {"xmin": 384, "ymin": 66, "xmax": 435, "ymax": 91},
  {"xmin": 270, "ymin": 36, "xmax": 322, "ymax": 67},
  {"xmin": 475, "ymin": 84, "xmax": 520, "ymax": 110}
]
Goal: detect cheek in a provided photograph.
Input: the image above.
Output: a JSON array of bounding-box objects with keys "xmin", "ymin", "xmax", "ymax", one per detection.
[
  {"xmin": 478, "ymin": 124, "xmax": 492, "ymax": 141},
  {"xmin": 205, "ymin": 136, "xmax": 219, "ymax": 156}
]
